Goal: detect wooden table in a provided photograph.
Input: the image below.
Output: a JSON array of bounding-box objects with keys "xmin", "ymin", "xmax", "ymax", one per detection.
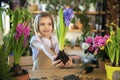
[{"xmin": 29, "ymin": 68, "xmax": 110, "ymax": 80}]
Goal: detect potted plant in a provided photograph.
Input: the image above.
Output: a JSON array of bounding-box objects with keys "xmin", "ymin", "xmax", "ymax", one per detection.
[
  {"xmin": 0, "ymin": 7, "xmax": 14, "ymax": 80},
  {"xmin": 1, "ymin": 7, "xmax": 32, "ymax": 80},
  {"xmin": 55, "ymin": 7, "xmax": 74, "ymax": 64},
  {"xmin": 81, "ymin": 35, "xmax": 110, "ymax": 72},
  {"xmin": 105, "ymin": 23, "xmax": 120, "ymax": 80}
]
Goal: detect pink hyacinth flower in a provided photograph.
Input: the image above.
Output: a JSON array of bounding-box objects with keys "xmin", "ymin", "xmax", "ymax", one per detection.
[{"xmin": 85, "ymin": 37, "xmax": 93, "ymax": 44}]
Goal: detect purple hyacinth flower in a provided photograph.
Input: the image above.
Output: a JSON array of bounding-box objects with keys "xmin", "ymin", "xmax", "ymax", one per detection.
[{"xmin": 63, "ymin": 8, "xmax": 74, "ymax": 26}]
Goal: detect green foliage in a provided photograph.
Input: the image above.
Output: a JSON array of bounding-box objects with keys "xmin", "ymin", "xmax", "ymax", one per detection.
[
  {"xmin": 65, "ymin": 38, "xmax": 72, "ymax": 47},
  {"xmin": 77, "ymin": 13, "xmax": 91, "ymax": 42},
  {"xmin": 4, "ymin": 8, "xmax": 30, "ymax": 56},
  {"xmin": 0, "ymin": 7, "xmax": 32, "ymax": 79},
  {"xmin": 75, "ymin": 37, "xmax": 81, "ymax": 47},
  {"xmin": 0, "ymin": 46, "xmax": 14, "ymax": 80},
  {"xmin": 0, "ymin": 10, "xmax": 2, "ymax": 31},
  {"xmin": 9, "ymin": 8, "xmax": 32, "ymax": 65},
  {"xmin": 40, "ymin": 0, "xmax": 81, "ymax": 13},
  {"xmin": 0, "ymin": 7, "xmax": 7, "ymax": 32},
  {"xmin": 0, "ymin": 7, "xmax": 14, "ymax": 80},
  {"xmin": 56, "ymin": 8, "xmax": 68, "ymax": 50},
  {"xmin": 105, "ymin": 23, "xmax": 120, "ymax": 66},
  {"xmin": 1, "ymin": 7, "xmax": 32, "ymax": 64}
]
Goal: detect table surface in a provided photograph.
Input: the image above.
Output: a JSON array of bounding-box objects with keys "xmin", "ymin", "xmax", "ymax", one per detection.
[{"xmin": 29, "ymin": 68, "xmax": 110, "ymax": 80}]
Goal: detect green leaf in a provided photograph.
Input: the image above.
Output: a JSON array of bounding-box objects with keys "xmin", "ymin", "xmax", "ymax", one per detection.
[
  {"xmin": 0, "ymin": 11, "xmax": 3, "ymax": 31},
  {"xmin": 11, "ymin": 9, "xmax": 19, "ymax": 35}
]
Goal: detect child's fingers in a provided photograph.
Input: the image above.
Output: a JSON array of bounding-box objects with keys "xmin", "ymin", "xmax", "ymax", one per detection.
[
  {"xmin": 53, "ymin": 55, "xmax": 57, "ymax": 59},
  {"xmin": 52, "ymin": 59, "xmax": 61, "ymax": 66},
  {"xmin": 55, "ymin": 62, "xmax": 64, "ymax": 68},
  {"xmin": 64, "ymin": 58, "xmax": 72, "ymax": 68}
]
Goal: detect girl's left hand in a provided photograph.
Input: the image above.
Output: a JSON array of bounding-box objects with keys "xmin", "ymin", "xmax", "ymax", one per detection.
[
  {"xmin": 63, "ymin": 57, "xmax": 73, "ymax": 68},
  {"xmin": 64, "ymin": 55, "xmax": 80, "ymax": 68}
]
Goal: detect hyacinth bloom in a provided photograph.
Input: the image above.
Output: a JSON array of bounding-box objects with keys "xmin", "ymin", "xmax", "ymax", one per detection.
[
  {"xmin": 63, "ymin": 8, "xmax": 74, "ymax": 26},
  {"xmin": 85, "ymin": 37, "xmax": 93, "ymax": 44},
  {"xmin": 83, "ymin": 37, "xmax": 94, "ymax": 53},
  {"xmin": 13, "ymin": 23, "xmax": 30, "ymax": 64},
  {"xmin": 56, "ymin": 8, "xmax": 73, "ymax": 50},
  {"xmin": 15, "ymin": 23, "xmax": 30, "ymax": 46},
  {"xmin": 88, "ymin": 45, "xmax": 94, "ymax": 52}
]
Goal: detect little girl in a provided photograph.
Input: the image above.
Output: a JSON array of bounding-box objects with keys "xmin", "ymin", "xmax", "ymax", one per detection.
[{"xmin": 30, "ymin": 12, "xmax": 72, "ymax": 70}]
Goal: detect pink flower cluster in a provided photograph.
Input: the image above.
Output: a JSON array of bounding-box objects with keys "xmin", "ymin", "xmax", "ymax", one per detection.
[
  {"xmin": 93, "ymin": 35, "xmax": 109, "ymax": 53},
  {"xmin": 94, "ymin": 35, "xmax": 109, "ymax": 48},
  {"xmin": 15, "ymin": 23, "xmax": 30, "ymax": 46},
  {"xmin": 85, "ymin": 37, "xmax": 94, "ymax": 52},
  {"xmin": 85, "ymin": 35, "xmax": 109, "ymax": 54}
]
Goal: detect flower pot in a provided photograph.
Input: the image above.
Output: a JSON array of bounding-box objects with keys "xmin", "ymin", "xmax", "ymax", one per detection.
[
  {"xmin": 112, "ymin": 70, "xmax": 120, "ymax": 80},
  {"xmin": 10, "ymin": 64, "xmax": 30, "ymax": 80},
  {"xmin": 14, "ymin": 71, "xmax": 29, "ymax": 80},
  {"xmin": 105, "ymin": 64, "xmax": 120, "ymax": 80}
]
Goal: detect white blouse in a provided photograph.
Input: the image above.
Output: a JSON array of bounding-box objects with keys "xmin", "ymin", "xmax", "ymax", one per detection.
[{"xmin": 30, "ymin": 34, "xmax": 59, "ymax": 69}]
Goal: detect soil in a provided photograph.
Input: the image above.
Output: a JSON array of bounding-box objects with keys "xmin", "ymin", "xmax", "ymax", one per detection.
[
  {"xmin": 55, "ymin": 50, "xmax": 69, "ymax": 64},
  {"xmin": 10, "ymin": 64, "xmax": 28, "ymax": 76}
]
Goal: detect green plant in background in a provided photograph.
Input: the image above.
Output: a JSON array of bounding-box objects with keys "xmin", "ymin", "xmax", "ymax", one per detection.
[
  {"xmin": 0, "ymin": 9, "xmax": 3, "ymax": 31},
  {"xmin": 77, "ymin": 13, "xmax": 92, "ymax": 42},
  {"xmin": 39, "ymin": 0, "xmax": 81, "ymax": 14},
  {"xmin": 75, "ymin": 0, "xmax": 94, "ymax": 42},
  {"xmin": 4, "ymin": 8, "xmax": 32, "ymax": 57},
  {"xmin": 7, "ymin": 8, "xmax": 32, "ymax": 65},
  {"xmin": 65, "ymin": 38, "xmax": 72, "ymax": 47},
  {"xmin": 0, "ymin": 7, "xmax": 32, "ymax": 76},
  {"xmin": 75, "ymin": 37, "xmax": 81, "ymax": 47},
  {"xmin": 0, "ymin": 7, "xmax": 14, "ymax": 80},
  {"xmin": 0, "ymin": 46, "xmax": 14, "ymax": 80},
  {"xmin": 84, "ymin": 0, "xmax": 97, "ymax": 7},
  {"xmin": 105, "ymin": 23, "xmax": 120, "ymax": 66}
]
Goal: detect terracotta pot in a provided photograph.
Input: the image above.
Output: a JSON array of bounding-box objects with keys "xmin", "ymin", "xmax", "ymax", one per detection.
[
  {"xmin": 14, "ymin": 69, "xmax": 30, "ymax": 80},
  {"xmin": 15, "ymin": 73, "xmax": 29, "ymax": 80},
  {"xmin": 75, "ymin": 19, "xmax": 83, "ymax": 29},
  {"xmin": 10, "ymin": 64, "xmax": 30, "ymax": 80}
]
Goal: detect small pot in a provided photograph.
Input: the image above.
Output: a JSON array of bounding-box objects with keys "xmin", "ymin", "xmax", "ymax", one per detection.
[
  {"xmin": 15, "ymin": 71, "xmax": 29, "ymax": 80},
  {"xmin": 10, "ymin": 64, "xmax": 30, "ymax": 80}
]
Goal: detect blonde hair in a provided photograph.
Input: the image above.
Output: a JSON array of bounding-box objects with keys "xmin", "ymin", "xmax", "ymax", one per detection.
[{"xmin": 34, "ymin": 12, "xmax": 54, "ymax": 35}]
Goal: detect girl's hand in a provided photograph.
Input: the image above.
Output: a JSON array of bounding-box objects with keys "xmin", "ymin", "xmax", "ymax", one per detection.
[
  {"xmin": 63, "ymin": 57, "xmax": 72, "ymax": 68},
  {"xmin": 62, "ymin": 55, "xmax": 80, "ymax": 68},
  {"xmin": 52, "ymin": 55, "xmax": 72, "ymax": 68},
  {"xmin": 52, "ymin": 55, "xmax": 64, "ymax": 68}
]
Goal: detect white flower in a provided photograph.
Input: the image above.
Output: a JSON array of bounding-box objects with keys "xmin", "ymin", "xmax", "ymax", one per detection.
[{"xmin": 81, "ymin": 42, "xmax": 90, "ymax": 50}]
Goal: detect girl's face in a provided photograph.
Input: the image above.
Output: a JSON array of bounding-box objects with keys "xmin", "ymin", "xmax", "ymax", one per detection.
[{"xmin": 38, "ymin": 17, "xmax": 53, "ymax": 38}]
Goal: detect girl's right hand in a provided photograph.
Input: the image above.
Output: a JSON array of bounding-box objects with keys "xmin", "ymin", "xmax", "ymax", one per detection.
[{"xmin": 52, "ymin": 55, "xmax": 64, "ymax": 68}]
